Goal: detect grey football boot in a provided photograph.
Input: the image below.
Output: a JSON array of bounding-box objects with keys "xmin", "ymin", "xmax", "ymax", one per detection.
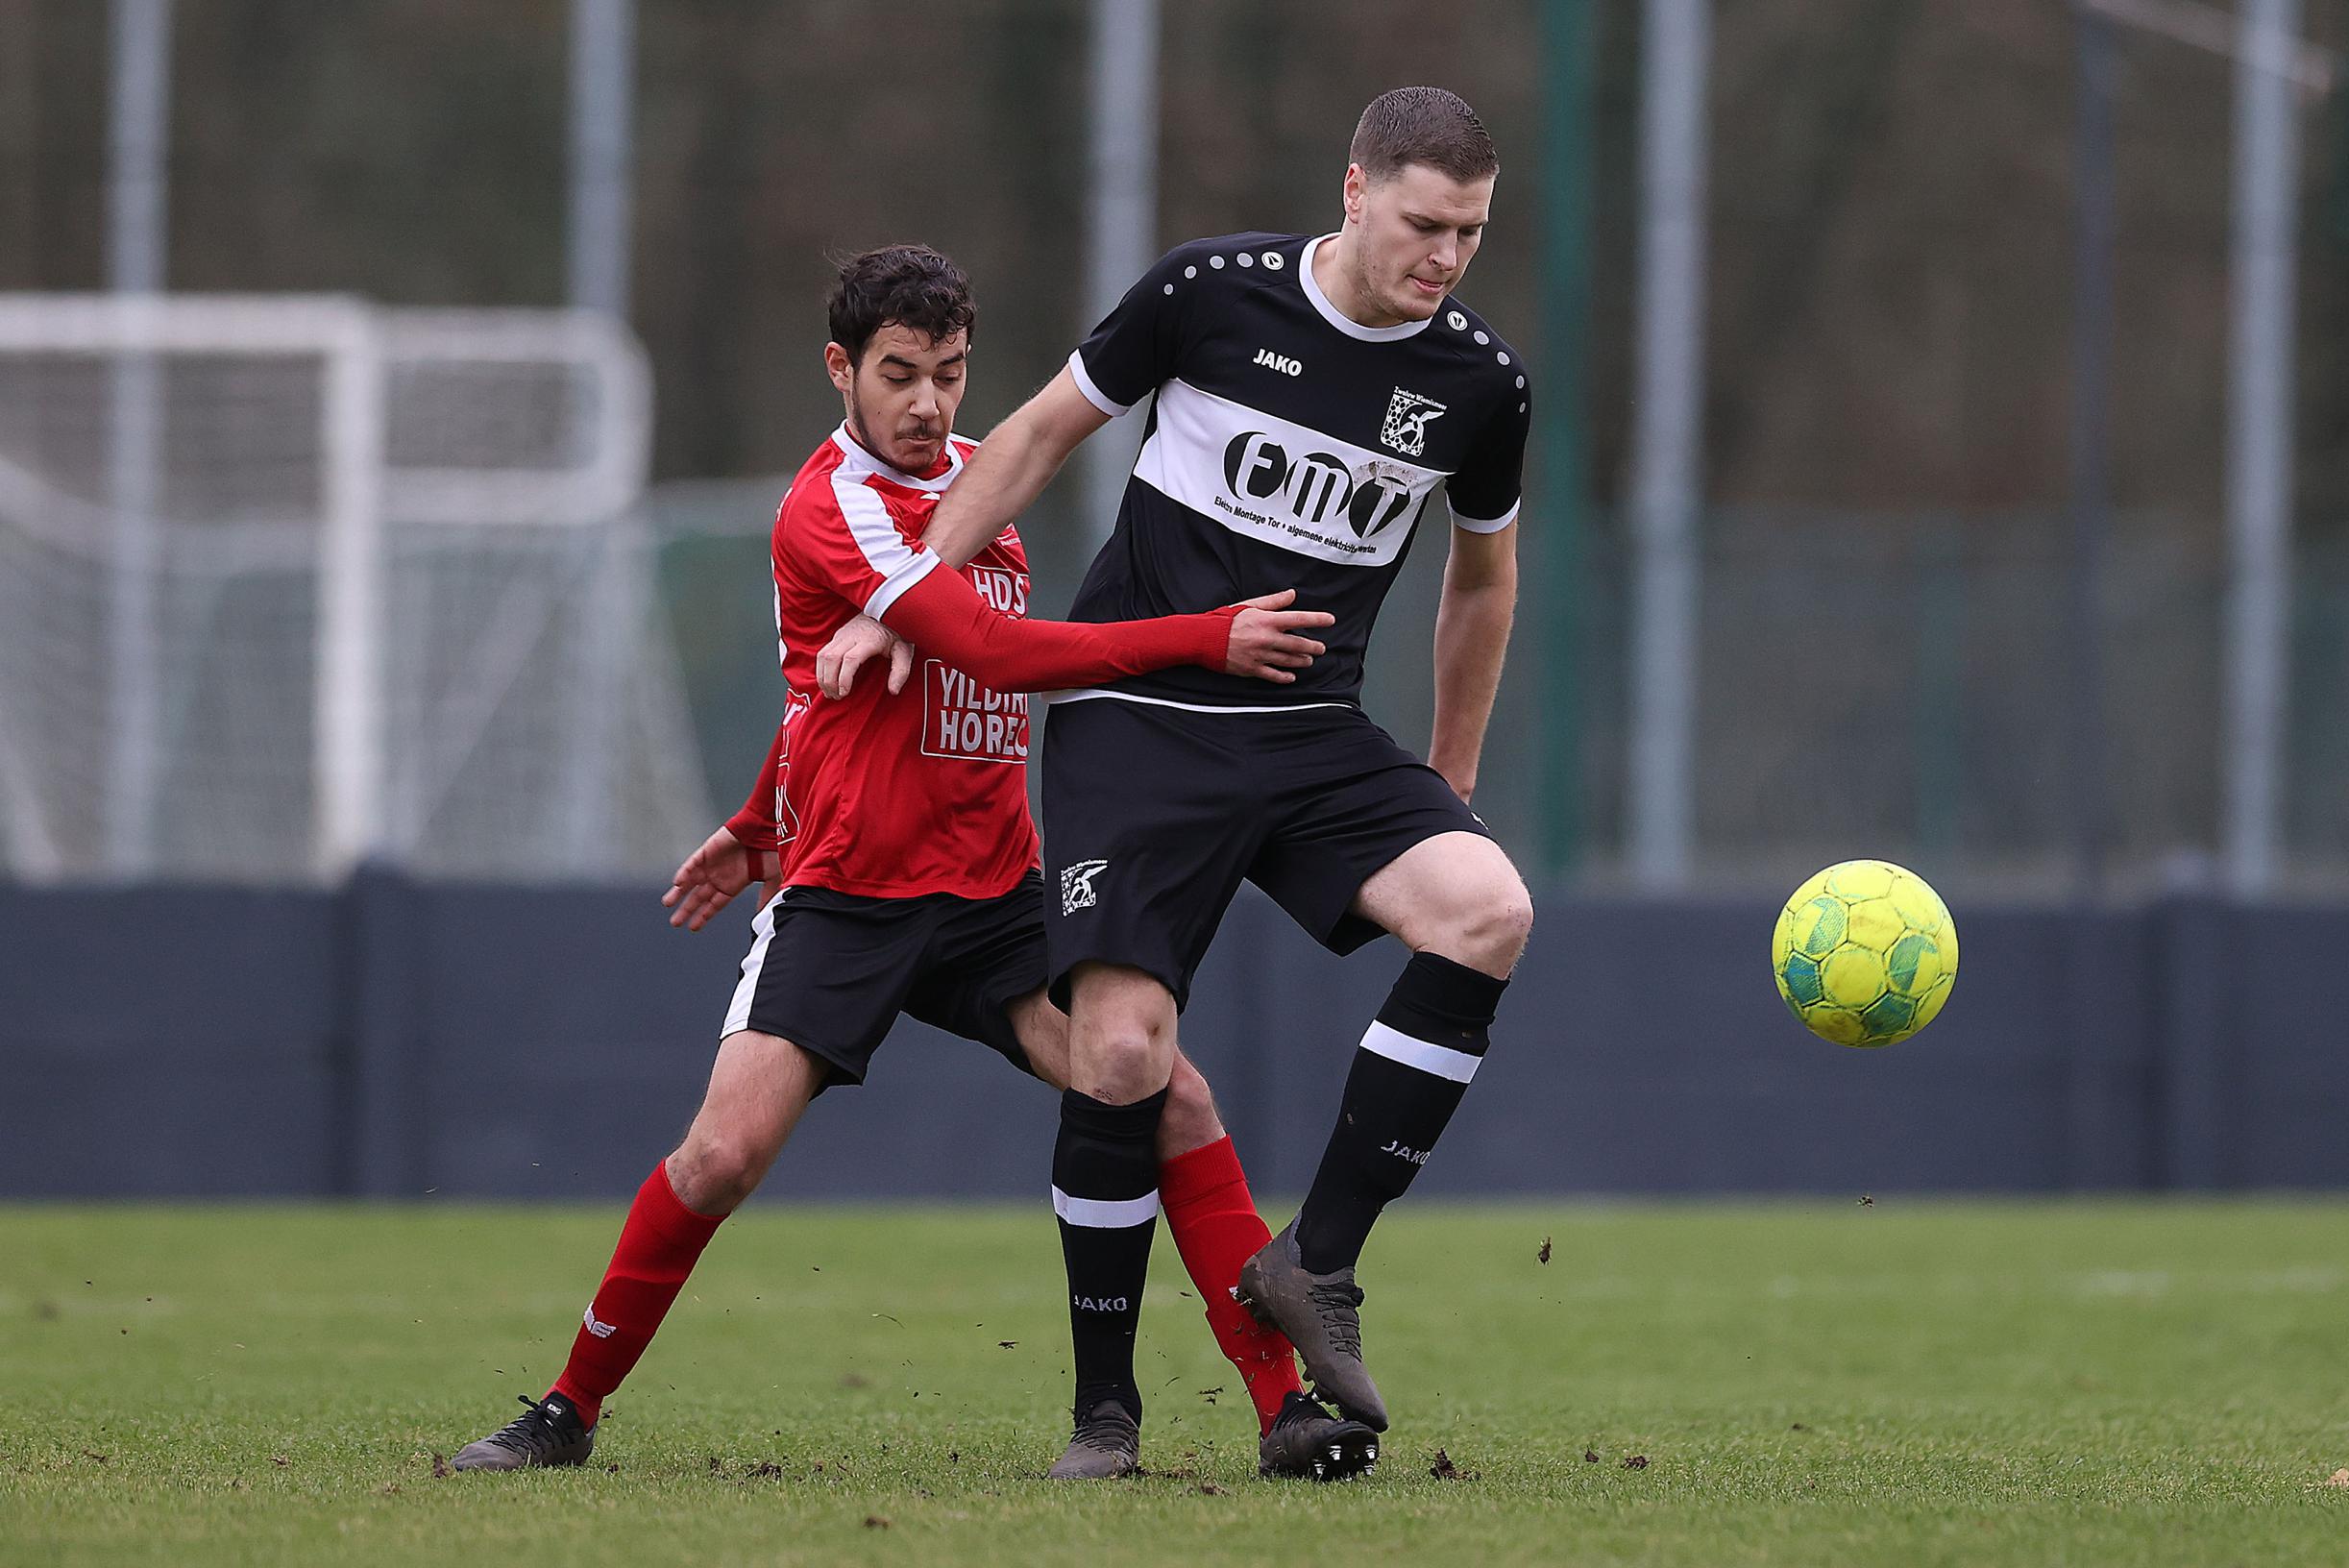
[
  {"xmin": 1044, "ymin": 1397, "xmax": 1142, "ymax": 1480},
  {"xmin": 451, "ymin": 1392, "xmax": 596, "ymax": 1471},
  {"xmin": 1236, "ymin": 1221, "xmax": 1388, "ymax": 1432},
  {"xmin": 1258, "ymin": 1390, "xmax": 1380, "ymax": 1481}
]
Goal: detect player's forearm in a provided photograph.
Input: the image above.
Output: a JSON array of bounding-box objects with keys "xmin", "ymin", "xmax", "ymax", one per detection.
[
  {"xmin": 1427, "ymin": 571, "xmax": 1515, "ymax": 800},
  {"xmin": 880, "ymin": 566, "xmax": 1234, "ymax": 692},
  {"xmin": 723, "ymin": 716, "xmax": 789, "ymax": 851},
  {"xmin": 922, "ymin": 419, "xmax": 1066, "ymax": 569}
]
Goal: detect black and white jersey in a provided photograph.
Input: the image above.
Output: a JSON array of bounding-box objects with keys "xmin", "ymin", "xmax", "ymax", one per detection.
[{"xmin": 1063, "ymin": 231, "xmax": 1529, "ymax": 710}]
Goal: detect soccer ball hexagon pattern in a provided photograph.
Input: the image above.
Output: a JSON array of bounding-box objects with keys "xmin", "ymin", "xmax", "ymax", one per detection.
[{"xmin": 1772, "ymin": 859, "xmax": 1958, "ymax": 1047}]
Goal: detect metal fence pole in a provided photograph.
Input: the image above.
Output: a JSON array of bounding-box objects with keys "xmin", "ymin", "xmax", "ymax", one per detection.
[
  {"xmin": 1626, "ymin": 0, "xmax": 1710, "ymax": 889},
  {"xmin": 568, "ymin": 0, "xmax": 634, "ymax": 321},
  {"xmin": 2221, "ymin": 0, "xmax": 2303, "ymax": 895},
  {"xmin": 104, "ymin": 0, "xmax": 171, "ymax": 877},
  {"xmin": 1538, "ymin": 0, "xmax": 1596, "ymax": 882},
  {"xmin": 1081, "ymin": 0, "xmax": 1159, "ymax": 547},
  {"xmin": 2068, "ymin": 7, "xmax": 2117, "ymax": 897},
  {"xmin": 565, "ymin": 0, "xmax": 638, "ymax": 874}
]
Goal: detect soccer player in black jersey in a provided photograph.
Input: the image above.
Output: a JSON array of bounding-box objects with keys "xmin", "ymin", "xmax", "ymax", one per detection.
[{"xmin": 827, "ymin": 86, "xmax": 1533, "ymax": 1471}]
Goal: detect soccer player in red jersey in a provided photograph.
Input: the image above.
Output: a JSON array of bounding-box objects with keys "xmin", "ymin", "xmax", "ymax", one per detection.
[{"xmin": 452, "ymin": 246, "xmax": 1379, "ymax": 1482}]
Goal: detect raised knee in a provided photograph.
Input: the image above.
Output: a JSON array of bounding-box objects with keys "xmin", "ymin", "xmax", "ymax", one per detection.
[
  {"xmin": 1449, "ymin": 879, "xmax": 1534, "ymax": 973},
  {"xmin": 1494, "ymin": 883, "xmax": 1536, "ymax": 951}
]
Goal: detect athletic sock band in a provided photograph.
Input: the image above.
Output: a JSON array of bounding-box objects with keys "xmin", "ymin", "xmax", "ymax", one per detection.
[
  {"xmin": 1052, "ymin": 1087, "xmax": 1168, "ymax": 1419},
  {"xmin": 1379, "ymin": 949, "xmax": 1507, "ymax": 1049},
  {"xmin": 1293, "ymin": 953, "xmax": 1509, "ymax": 1274}
]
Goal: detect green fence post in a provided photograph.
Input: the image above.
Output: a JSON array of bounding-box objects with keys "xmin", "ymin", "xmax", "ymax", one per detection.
[{"xmin": 1538, "ymin": 0, "xmax": 1596, "ymax": 882}]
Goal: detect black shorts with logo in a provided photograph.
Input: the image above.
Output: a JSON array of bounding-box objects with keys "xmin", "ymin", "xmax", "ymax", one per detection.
[
  {"xmin": 1040, "ymin": 696, "xmax": 1488, "ymax": 1011},
  {"xmin": 721, "ymin": 870, "xmax": 1049, "ymax": 1089}
]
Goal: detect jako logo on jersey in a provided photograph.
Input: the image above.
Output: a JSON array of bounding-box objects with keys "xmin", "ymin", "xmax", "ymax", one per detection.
[
  {"xmin": 1072, "ymin": 1294, "xmax": 1131, "ymax": 1312},
  {"xmin": 1061, "ymin": 859, "xmax": 1110, "ymax": 916},
  {"xmin": 1380, "ymin": 388, "xmax": 1448, "ymax": 457},
  {"xmin": 1222, "ymin": 433, "xmax": 1417, "ymax": 541},
  {"xmin": 1253, "ymin": 348, "xmax": 1303, "ymax": 377},
  {"xmin": 582, "ymin": 1305, "xmax": 617, "ymax": 1339},
  {"xmin": 1379, "ymin": 1139, "xmax": 1432, "ymax": 1166}
]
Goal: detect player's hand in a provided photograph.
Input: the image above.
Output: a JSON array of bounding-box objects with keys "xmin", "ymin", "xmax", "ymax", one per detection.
[
  {"xmin": 1223, "ymin": 589, "xmax": 1334, "ymax": 683},
  {"xmin": 816, "ymin": 615, "xmax": 917, "ymax": 699},
  {"xmin": 662, "ymin": 825, "xmax": 782, "ymax": 931}
]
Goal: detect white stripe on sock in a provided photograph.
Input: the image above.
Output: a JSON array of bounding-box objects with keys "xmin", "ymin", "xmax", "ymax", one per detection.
[
  {"xmin": 1050, "ymin": 1186, "xmax": 1162, "ymax": 1229},
  {"xmin": 1359, "ymin": 1018, "xmax": 1482, "ymax": 1084}
]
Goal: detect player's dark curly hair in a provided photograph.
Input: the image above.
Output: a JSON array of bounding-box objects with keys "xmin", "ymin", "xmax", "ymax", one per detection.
[
  {"xmin": 827, "ymin": 245, "xmax": 977, "ymax": 367},
  {"xmin": 1349, "ymin": 86, "xmax": 1499, "ymax": 184}
]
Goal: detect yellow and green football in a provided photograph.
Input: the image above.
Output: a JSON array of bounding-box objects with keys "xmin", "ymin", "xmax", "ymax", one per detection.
[{"xmin": 1772, "ymin": 859, "xmax": 1957, "ymax": 1046}]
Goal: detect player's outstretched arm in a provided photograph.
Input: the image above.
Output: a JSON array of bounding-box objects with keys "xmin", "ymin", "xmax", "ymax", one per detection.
[
  {"xmin": 663, "ymin": 825, "xmax": 781, "ymax": 931},
  {"xmin": 878, "ymin": 566, "xmax": 1332, "ymax": 693},
  {"xmin": 1428, "ymin": 522, "xmax": 1518, "ymax": 803},
  {"xmin": 919, "ymin": 367, "xmax": 1108, "ymax": 569},
  {"xmin": 664, "ymin": 718, "xmax": 787, "ymax": 930}
]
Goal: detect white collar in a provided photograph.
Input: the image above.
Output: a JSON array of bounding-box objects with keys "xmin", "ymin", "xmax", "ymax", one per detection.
[
  {"xmin": 1298, "ymin": 233, "xmax": 1435, "ymax": 343},
  {"xmin": 830, "ymin": 425, "xmax": 964, "ymax": 492}
]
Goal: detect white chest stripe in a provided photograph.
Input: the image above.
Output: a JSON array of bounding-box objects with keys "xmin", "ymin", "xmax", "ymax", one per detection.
[
  {"xmin": 1133, "ymin": 379, "xmax": 1444, "ymax": 568},
  {"xmin": 830, "ymin": 469, "xmax": 941, "ymax": 619}
]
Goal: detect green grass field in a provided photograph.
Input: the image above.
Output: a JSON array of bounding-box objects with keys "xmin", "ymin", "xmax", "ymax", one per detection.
[{"xmin": 4, "ymin": 1201, "xmax": 2346, "ymax": 1566}]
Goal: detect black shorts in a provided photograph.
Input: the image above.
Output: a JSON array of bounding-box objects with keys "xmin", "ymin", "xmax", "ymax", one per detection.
[
  {"xmin": 720, "ymin": 871, "xmax": 1049, "ymax": 1089},
  {"xmin": 1040, "ymin": 697, "xmax": 1488, "ymax": 1011}
]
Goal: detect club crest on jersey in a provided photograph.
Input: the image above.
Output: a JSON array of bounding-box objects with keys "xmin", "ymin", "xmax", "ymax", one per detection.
[
  {"xmin": 1060, "ymin": 859, "xmax": 1110, "ymax": 916},
  {"xmin": 1380, "ymin": 388, "xmax": 1447, "ymax": 457}
]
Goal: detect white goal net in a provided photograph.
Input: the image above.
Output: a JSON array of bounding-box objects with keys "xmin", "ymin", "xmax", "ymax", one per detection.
[{"xmin": 0, "ymin": 294, "xmax": 710, "ymax": 884}]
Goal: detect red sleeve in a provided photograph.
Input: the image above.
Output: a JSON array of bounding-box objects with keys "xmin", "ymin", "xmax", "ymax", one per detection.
[
  {"xmin": 784, "ymin": 457, "xmax": 1235, "ymax": 690},
  {"xmin": 784, "ymin": 464, "xmax": 943, "ymax": 621},
  {"xmin": 878, "ymin": 566, "xmax": 1235, "ymax": 693},
  {"xmin": 723, "ymin": 714, "xmax": 787, "ymax": 852}
]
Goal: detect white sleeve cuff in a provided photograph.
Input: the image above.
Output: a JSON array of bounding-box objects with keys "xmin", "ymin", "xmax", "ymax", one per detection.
[
  {"xmin": 1450, "ymin": 498, "xmax": 1520, "ymax": 534},
  {"xmin": 1066, "ymin": 350, "xmax": 1135, "ymax": 418},
  {"xmin": 863, "ymin": 548, "xmax": 942, "ymax": 621}
]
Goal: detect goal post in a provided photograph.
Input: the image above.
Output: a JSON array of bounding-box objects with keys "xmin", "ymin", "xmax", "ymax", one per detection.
[{"xmin": 0, "ymin": 293, "xmax": 691, "ymax": 884}]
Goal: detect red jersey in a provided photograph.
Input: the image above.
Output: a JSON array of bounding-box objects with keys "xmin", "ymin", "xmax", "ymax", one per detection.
[{"xmin": 725, "ymin": 426, "xmax": 1236, "ymax": 900}]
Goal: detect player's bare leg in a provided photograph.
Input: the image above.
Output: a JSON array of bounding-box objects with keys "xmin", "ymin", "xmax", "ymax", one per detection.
[
  {"xmin": 453, "ymin": 1032, "xmax": 821, "ymax": 1471},
  {"xmin": 1241, "ymin": 831, "xmax": 1531, "ymax": 1432},
  {"xmin": 1010, "ymin": 991, "xmax": 1376, "ymax": 1480},
  {"xmin": 661, "ymin": 1030, "xmax": 825, "ymax": 1213},
  {"xmin": 1351, "ymin": 832, "xmax": 1535, "ymax": 977}
]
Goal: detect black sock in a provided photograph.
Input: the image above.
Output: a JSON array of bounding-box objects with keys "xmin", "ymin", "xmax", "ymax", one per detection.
[
  {"xmin": 1052, "ymin": 1086, "xmax": 1167, "ymax": 1420},
  {"xmin": 1294, "ymin": 953, "xmax": 1507, "ymax": 1274}
]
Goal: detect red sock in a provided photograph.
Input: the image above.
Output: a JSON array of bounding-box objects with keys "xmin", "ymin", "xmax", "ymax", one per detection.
[
  {"xmin": 1159, "ymin": 1136, "xmax": 1304, "ymax": 1434},
  {"xmin": 548, "ymin": 1161, "xmax": 725, "ymax": 1427}
]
